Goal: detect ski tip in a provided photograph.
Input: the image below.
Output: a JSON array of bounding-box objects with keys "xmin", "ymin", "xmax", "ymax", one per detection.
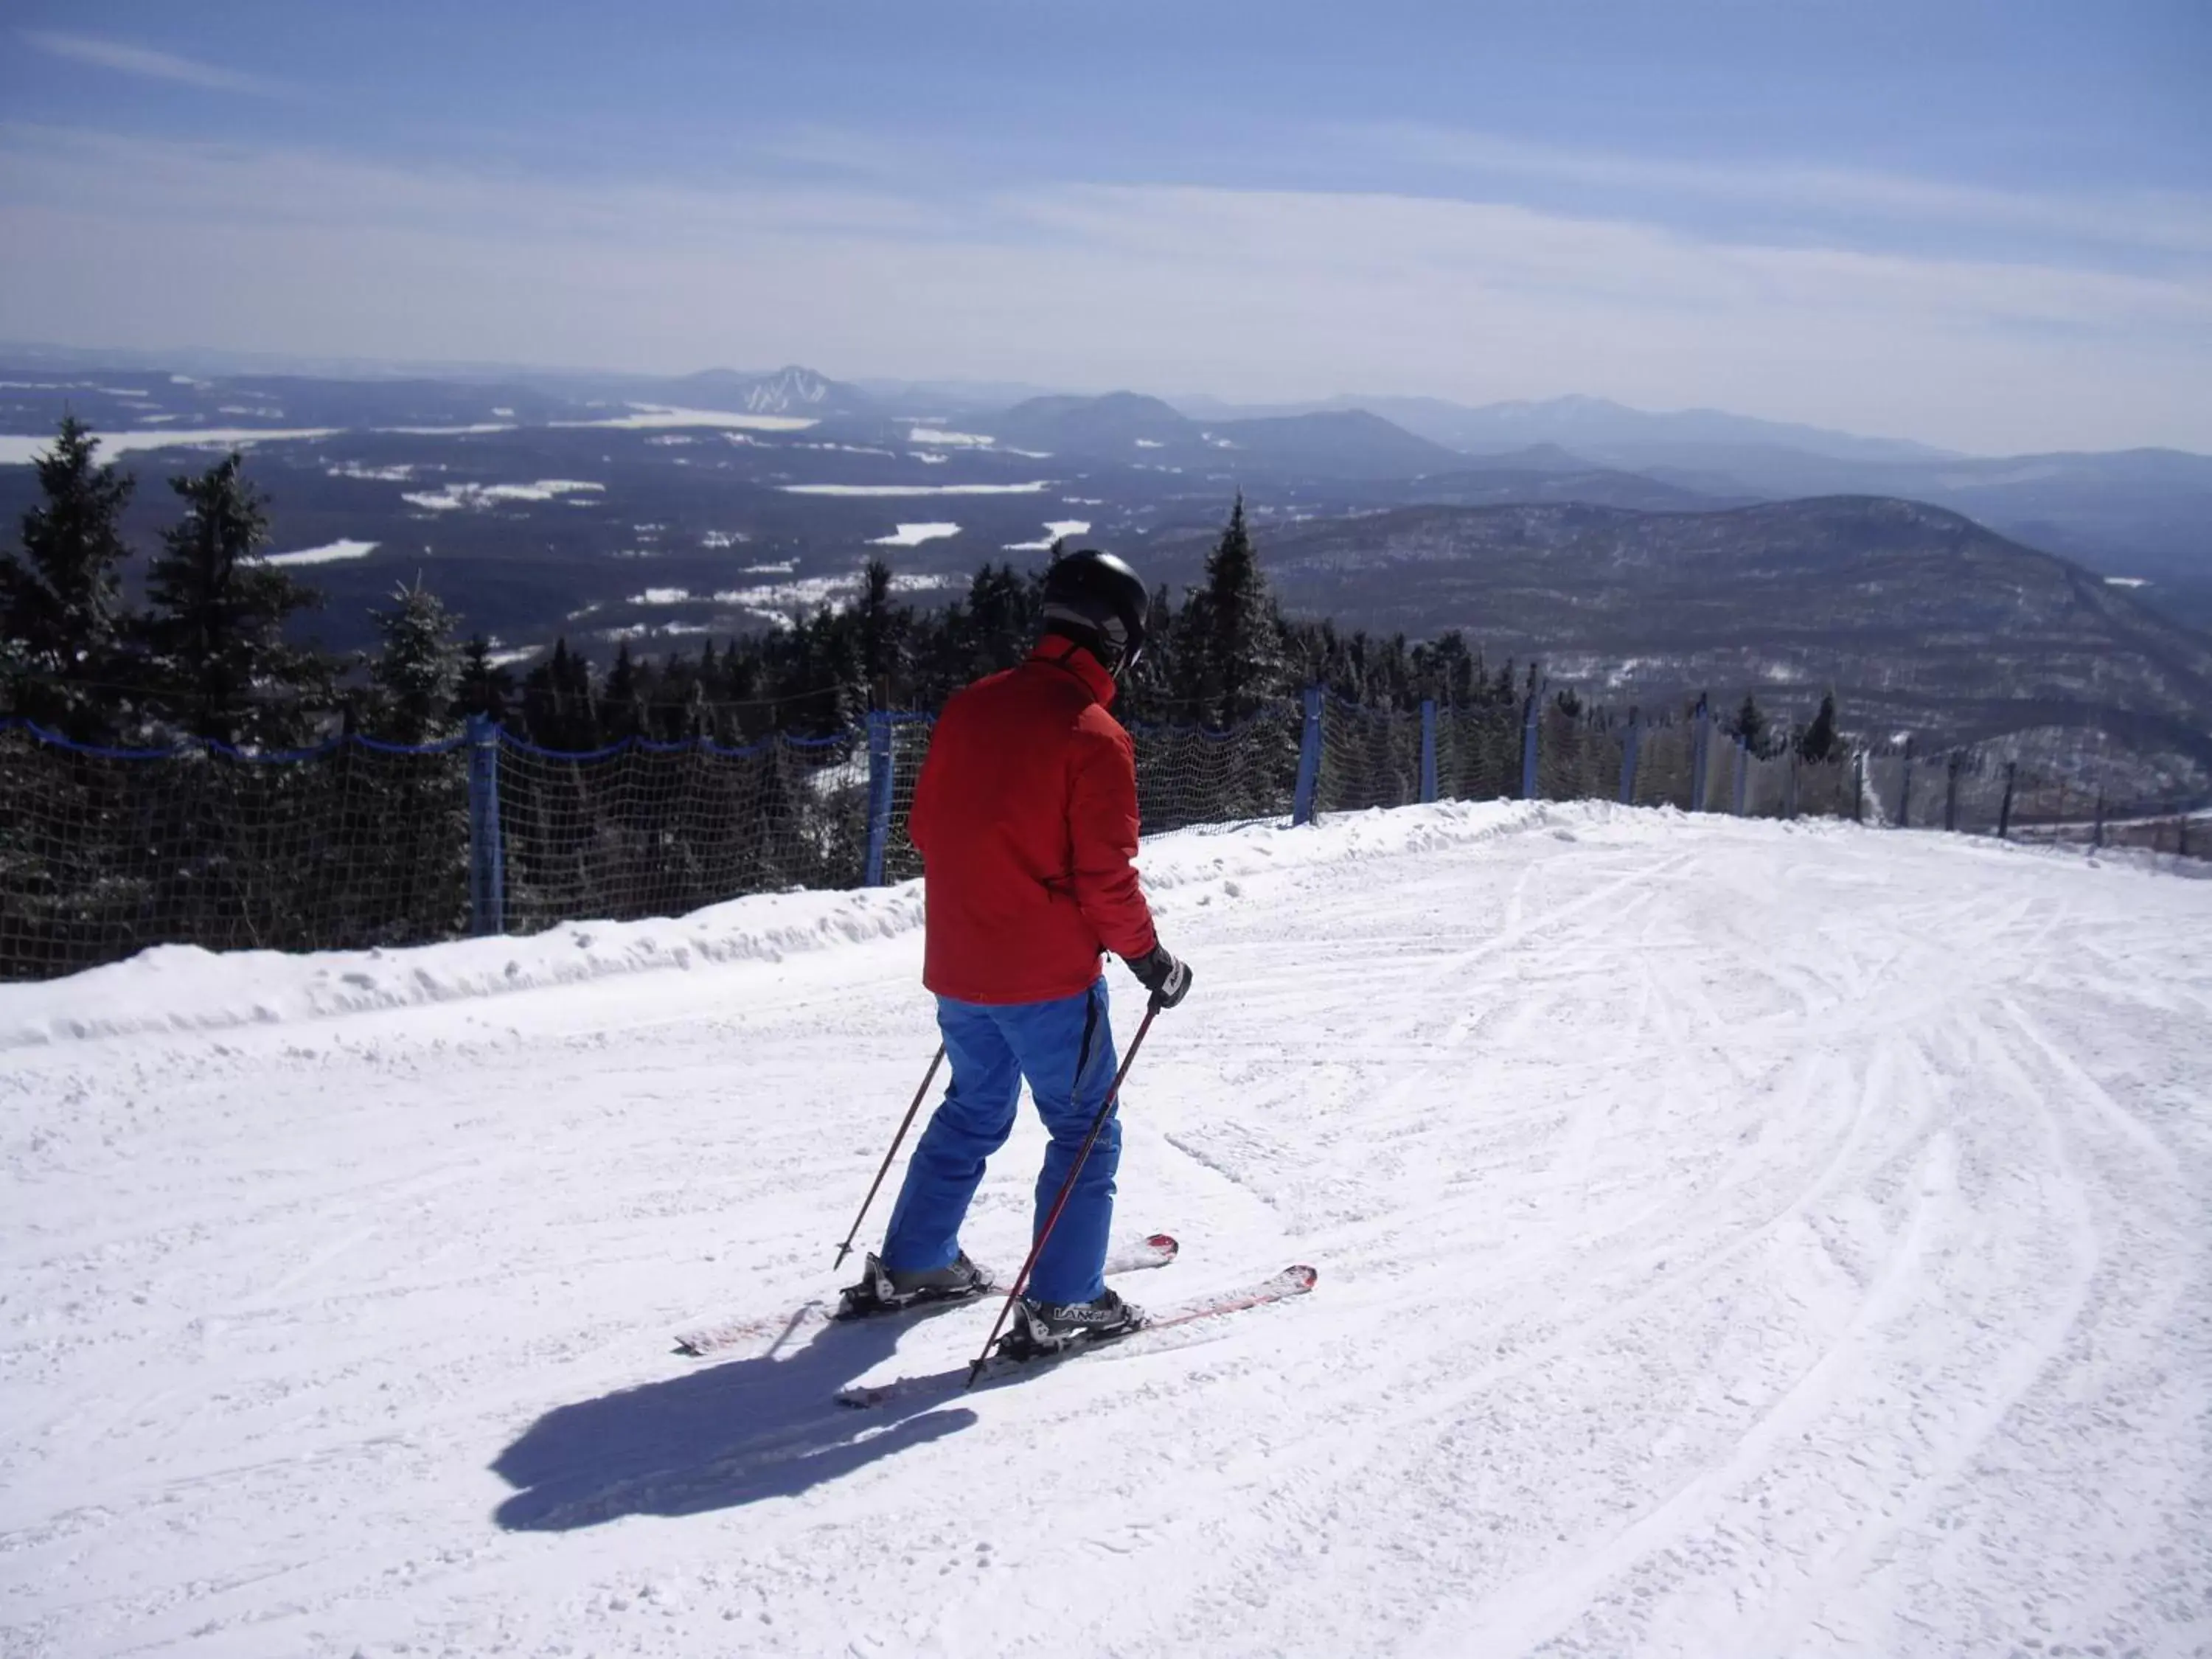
[{"xmin": 1145, "ymin": 1232, "xmax": 1180, "ymax": 1258}]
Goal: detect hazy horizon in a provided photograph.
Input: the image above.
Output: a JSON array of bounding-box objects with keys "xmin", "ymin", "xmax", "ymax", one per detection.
[
  {"xmin": 4, "ymin": 337, "xmax": 2180, "ymax": 462},
  {"xmin": 3, "ymin": 1, "xmax": 2206, "ymax": 455}
]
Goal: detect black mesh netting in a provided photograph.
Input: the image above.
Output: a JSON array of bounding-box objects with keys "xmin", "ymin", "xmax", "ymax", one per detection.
[
  {"xmin": 1315, "ymin": 699, "xmax": 1424, "ymax": 814},
  {"xmin": 879, "ymin": 715, "xmax": 934, "ymax": 885},
  {"xmin": 493, "ymin": 731, "xmax": 869, "ymax": 931},
  {"xmin": 0, "ymin": 722, "xmax": 468, "ymax": 981},
  {"xmin": 1133, "ymin": 704, "xmax": 1301, "ymax": 832},
  {"xmin": 1538, "ymin": 707, "xmax": 1629, "ymax": 804},
  {"xmin": 1436, "ymin": 705, "xmax": 1523, "ymax": 803},
  {"xmin": 1632, "ymin": 720, "xmax": 1697, "ymax": 811},
  {"xmin": 1741, "ymin": 750, "xmax": 1793, "ymax": 818},
  {"xmin": 5, "ymin": 703, "xmax": 2201, "ymax": 983}
]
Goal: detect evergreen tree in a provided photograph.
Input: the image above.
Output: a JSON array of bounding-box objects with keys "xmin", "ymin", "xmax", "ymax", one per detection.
[
  {"xmin": 604, "ymin": 641, "xmax": 642, "ymax": 737},
  {"xmin": 1730, "ymin": 692, "xmax": 1769, "ymax": 755},
  {"xmin": 961, "ymin": 563, "xmax": 1037, "ymax": 682},
  {"xmin": 1164, "ymin": 582, "xmax": 1214, "ymax": 712},
  {"xmin": 856, "ymin": 557, "xmax": 907, "ymax": 703},
  {"xmin": 1118, "ymin": 581, "xmax": 1182, "ymax": 723},
  {"xmin": 137, "ymin": 453, "xmax": 330, "ymax": 745},
  {"xmin": 647, "ymin": 649, "xmax": 706, "ymax": 739},
  {"xmin": 1197, "ymin": 494, "xmax": 1286, "ymax": 723},
  {"xmin": 456, "ymin": 634, "xmax": 517, "ymax": 726},
  {"xmin": 1797, "ymin": 689, "xmax": 1842, "ymax": 762},
  {"xmin": 366, "ymin": 578, "xmax": 462, "ymax": 743},
  {"xmin": 0, "ymin": 417, "xmax": 136, "ymax": 740},
  {"xmin": 521, "ymin": 637, "xmax": 602, "ymax": 748}
]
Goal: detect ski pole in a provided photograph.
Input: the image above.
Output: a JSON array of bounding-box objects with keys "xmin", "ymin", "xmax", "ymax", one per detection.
[
  {"xmin": 964, "ymin": 1004, "xmax": 1160, "ymax": 1388},
  {"xmin": 832, "ymin": 1043, "xmax": 946, "ymax": 1270}
]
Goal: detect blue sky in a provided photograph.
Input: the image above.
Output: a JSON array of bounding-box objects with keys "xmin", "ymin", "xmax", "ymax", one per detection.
[{"xmin": 2, "ymin": 0, "xmax": 2206, "ymax": 451}]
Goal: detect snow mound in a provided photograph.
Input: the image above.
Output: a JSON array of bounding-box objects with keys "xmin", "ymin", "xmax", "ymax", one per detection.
[{"xmin": 0, "ymin": 801, "xmax": 1552, "ymax": 1050}]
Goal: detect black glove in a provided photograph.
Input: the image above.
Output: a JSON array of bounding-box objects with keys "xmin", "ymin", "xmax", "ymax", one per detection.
[{"xmin": 1127, "ymin": 942, "xmax": 1193, "ymax": 1010}]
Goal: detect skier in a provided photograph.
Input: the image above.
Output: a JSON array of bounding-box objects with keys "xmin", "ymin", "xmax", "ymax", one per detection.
[{"xmin": 840, "ymin": 549, "xmax": 1192, "ymax": 1352}]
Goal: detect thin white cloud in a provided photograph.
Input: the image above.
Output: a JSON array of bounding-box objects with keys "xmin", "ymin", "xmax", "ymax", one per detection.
[
  {"xmin": 2, "ymin": 125, "xmax": 2208, "ymax": 453},
  {"xmin": 1363, "ymin": 124, "xmax": 2212, "ymax": 259},
  {"xmin": 20, "ymin": 30, "xmax": 282, "ymax": 97}
]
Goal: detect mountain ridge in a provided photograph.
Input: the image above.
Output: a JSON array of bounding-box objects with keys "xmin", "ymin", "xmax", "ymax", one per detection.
[{"xmin": 1139, "ymin": 493, "xmax": 2212, "ymax": 790}]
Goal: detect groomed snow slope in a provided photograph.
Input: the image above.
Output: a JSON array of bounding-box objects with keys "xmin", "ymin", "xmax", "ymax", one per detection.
[{"xmin": 3, "ymin": 803, "xmax": 2208, "ymax": 1658}]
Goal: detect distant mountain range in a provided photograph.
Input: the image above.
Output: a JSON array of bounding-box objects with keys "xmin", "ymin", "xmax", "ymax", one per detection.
[
  {"xmin": 2, "ymin": 356, "xmax": 2208, "ymax": 785},
  {"xmin": 981, "ymin": 393, "xmax": 1471, "ymax": 481},
  {"xmin": 1172, "ymin": 392, "xmax": 1958, "ymax": 467},
  {"xmin": 1143, "ymin": 495, "xmax": 2212, "ymax": 796}
]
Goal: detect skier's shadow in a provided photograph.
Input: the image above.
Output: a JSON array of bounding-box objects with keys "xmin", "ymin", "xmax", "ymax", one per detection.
[{"xmin": 490, "ymin": 1305, "xmax": 977, "ymax": 1531}]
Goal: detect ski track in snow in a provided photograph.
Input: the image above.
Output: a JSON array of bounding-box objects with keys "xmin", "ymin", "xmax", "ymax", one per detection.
[{"xmin": 1, "ymin": 803, "xmax": 2208, "ymax": 1658}]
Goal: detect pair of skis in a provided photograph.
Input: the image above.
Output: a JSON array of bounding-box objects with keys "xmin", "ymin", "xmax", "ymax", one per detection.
[
  {"xmin": 671, "ymin": 1232, "xmax": 1183, "ymax": 1357},
  {"xmin": 839, "ymin": 1263, "xmax": 1319, "ymax": 1408},
  {"xmin": 672, "ymin": 1234, "xmax": 1318, "ymax": 1406}
]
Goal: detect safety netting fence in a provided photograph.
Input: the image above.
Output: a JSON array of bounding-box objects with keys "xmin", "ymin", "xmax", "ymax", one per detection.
[
  {"xmin": 3, "ymin": 694, "xmax": 2202, "ymax": 981},
  {"xmin": 493, "ymin": 730, "xmax": 869, "ymax": 933},
  {"xmin": 1134, "ymin": 703, "xmax": 1302, "ymax": 833},
  {"xmin": 0, "ymin": 723, "xmax": 470, "ymax": 981}
]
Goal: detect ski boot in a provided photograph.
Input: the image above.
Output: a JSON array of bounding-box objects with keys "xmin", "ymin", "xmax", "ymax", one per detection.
[
  {"xmin": 998, "ymin": 1287, "xmax": 1147, "ymax": 1361},
  {"xmin": 835, "ymin": 1251, "xmax": 991, "ymax": 1321}
]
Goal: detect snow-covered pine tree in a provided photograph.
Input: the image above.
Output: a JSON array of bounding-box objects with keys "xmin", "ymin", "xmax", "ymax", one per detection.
[
  {"xmin": 138, "ymin": 453, "xmax": 330, "ymax": 747},
  {"xmin": 366, "ymin": 578, "xmax": 462, "ymax": 745},
  {"xmin": 605, "ymin": 641, "xmax": 644, "ymax": 739},
  {"xmin": 0, "ymin": 417, "xmax": 136, "ymax": 741},
  {"xmin": 1198, "ymin": 493, "xmax": 1287, "ymax": 725},
  {"xmin": 456, "ymin": 635, "xmax": 518, "ymax": 726}
]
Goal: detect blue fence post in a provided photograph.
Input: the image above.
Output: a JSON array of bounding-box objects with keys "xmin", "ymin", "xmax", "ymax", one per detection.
[
  {"xmin": 1732, "ymin": 736, "xmax": 1749, "ymax": 815},
  {"xmin": 863, "ymin": 710, "xmax": 895, "ymax": 886},
  {"xmin": 465, "ymin": 714, "xmax": 505, "ymax": 936},
  {"xmin": 1419, "ymin": 700, "xmax": 1439, "ymax": 804},
  {"xmin": 1898, "ymin": 737, "xmax": 1914, "ymax": 828},
  {"xmin": 1293, "ymin": 686, "xmax": 1323, "ymax": 826},
  {"xmin": 1618, "ymin": 708, "xmax": 1641, "ymax": 805},
  {"xmin": 1519, "ymin": 681, "xmax": 1542, "ymax": 800},
  {"xmin": 1690, "ymin": 696, "xmax": 1711, "ymax": 811}
]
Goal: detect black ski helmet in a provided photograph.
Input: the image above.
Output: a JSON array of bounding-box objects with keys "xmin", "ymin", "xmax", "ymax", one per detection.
[{"xmin": 1042, "ymin": 548, "xmax": 1150, "ymax": 673}]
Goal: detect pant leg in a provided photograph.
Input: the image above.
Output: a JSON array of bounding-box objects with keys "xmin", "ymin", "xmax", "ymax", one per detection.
[
  {"xmin": 996, "ymin": 979, "xmax": 1121, "ymax": 1304},
  {"xmin": 879, "ymin": 998, "xmax": 1023, "ymax": 1273}
]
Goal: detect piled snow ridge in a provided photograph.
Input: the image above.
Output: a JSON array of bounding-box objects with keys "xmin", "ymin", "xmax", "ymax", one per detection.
[
  {"xmin": 0, "ymin": 888, "xmax": 921, "ymax": 1051},
  {"xmin": 0, "ymin": 799, "xmax": 1557, "ymax": 1050},
  {"xmin": 19, "ymin": 802, "xmax": 2173, "ymax": 1054}
]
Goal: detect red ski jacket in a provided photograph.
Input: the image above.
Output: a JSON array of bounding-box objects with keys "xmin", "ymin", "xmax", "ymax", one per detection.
[{"xmin": 908, "ymin": 639, "xmax": 1159, "ymax": 1004}]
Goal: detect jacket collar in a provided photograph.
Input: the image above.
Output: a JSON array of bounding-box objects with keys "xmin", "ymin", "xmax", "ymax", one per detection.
[{"xmin": 1026, "ymin": 637, "xmax": 1119, "ymax": 707}]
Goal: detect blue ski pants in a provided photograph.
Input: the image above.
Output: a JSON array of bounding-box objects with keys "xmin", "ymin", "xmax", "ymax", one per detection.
[{"xmin": 881, "ymin": 978, "xmax": 1121, "ymax": 1305}]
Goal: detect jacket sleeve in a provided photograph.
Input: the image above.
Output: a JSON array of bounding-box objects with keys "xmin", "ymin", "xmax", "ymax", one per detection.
[{"xmin": 1066, "ymin": 716, "xmax": 1158, "ymax": 959}]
